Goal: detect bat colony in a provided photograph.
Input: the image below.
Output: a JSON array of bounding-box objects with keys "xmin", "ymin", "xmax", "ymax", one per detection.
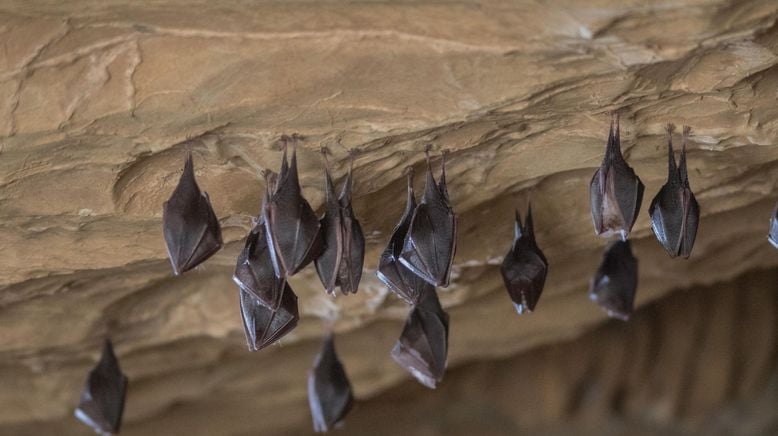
[{"xmin": 73, "ymin": 115, "xmax": 776, "ymax": 434}]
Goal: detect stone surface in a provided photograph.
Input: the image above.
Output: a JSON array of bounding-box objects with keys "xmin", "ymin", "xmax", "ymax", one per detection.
[{"xmin": 1, "ymin": 1, "xmax": 778, "ymax": 434}]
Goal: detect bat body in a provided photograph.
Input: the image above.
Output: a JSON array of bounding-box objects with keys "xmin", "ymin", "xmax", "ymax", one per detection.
[
  {"xmin": 308, "ymin": 335, "xmax": 354, "ymax": 432},
  {"xmin": 376, "ymin": 170, "xmax": 429, "ymax": 305},
  {"xmin": 400, "ymin": 150, "xmax": 457, "ymax": 287},
  {"xmin": 391, "ymin": 286, "xmax": 449, "ymax": 389},
  {"xmin": 589, "ymin": 240, "xmax": 638, "ymax": 321},
  {"xmin": 315, "ymin": 152, "xmax": 365, "ymax": 295},
  {"xmin": 264, "ymin": 135, "xmax": 323, "ymax": 276},
  {"xmin": 233, "ymin": 215, "xmax": 287, "ymax": 309},
  {"xmin": 649, "ymin": 126, "xmax": 700, "ymax": 258},
  {"xmin": 589, "ymin": 114, "xmax": 644, "ymax": 240},
  {"xmin": 162, "ymin": 154, "xmax": 223, "ymax": 275},
  {"xmin": 74, "ymin": 339, "xmax": 128, "ymax": 436},
  {"xmin": 239, "ymin": 284, "xmax": 298, "ymax": 352},
  {"xmin": 770, "ymin": 204, "xmax": 778, "ymax": 249},
  {"xmin": 500, "ymin": 205, "xmax": 548, "ymax": 314}
]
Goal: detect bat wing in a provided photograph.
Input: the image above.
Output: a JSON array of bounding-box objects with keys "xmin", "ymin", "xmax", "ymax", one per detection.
[
  {"xmin": 334, "ymin": 164, "xmax": 365, "ymax": 295},
  {"xmin": 308, "ymin": 335, "xmax": 354, "ymax": 432},
  {"xmin": 589, "ymin": 168, "xmax": 606, "ymax": 234},
  {"xmin": 589, "ymin": 240, "xmax": 638, "ymax": 321},
  {"xmin": 610, "ymin": 161, "xmax": 644, "ymax": 236},
  {"xmin": 162, "ymin": 154, "xmax": 223, "ymax": 275},
  {"xmin": 315, "ymin": 162, "xmax": 344, "ymax": 295},
  {"xmin": 399, "ymin": 154, "xmax": 456, "ymax": 287},
  {"xmin": 391, "ymin": 286, "xmax": 449, "ymax": 389},
  {"xmin": 239, "ymin": 285, "xmax": 298, "ymax": 352},
  {"xmin": 679, "ymin": 189, "xmax": 700, "ymax": 258},
  {"xmin": 266, "ymin": 142, "xmax": 323, "ymax": 275},
  {"xmin": 233, "ymin": 220, "xmax": 286, "ymax": 309},
  {"xmin": 769, "ymin": 204, "xmax": 778, "ymax": 249},
  {"xmin": 74, "ymin": 339, "xmax": 128, "ymax": 436},
  {"xmin": 649, "ymin": 184, "xmax": 684, "ymax": 257},
  {"xmin": 500, "ymin": 208, "xmax": 549, "ymax": 314}
]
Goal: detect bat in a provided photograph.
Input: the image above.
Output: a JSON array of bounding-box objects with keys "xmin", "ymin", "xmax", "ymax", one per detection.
[
  {"xmin": 308, "ymin": 334, "xmax": 354, "ymax": 432},
  {"xmin": 162, "ymin": 153, "xmax": 223, "ymax": 275},
  {"xmin": 399, "ymin": 148, "xmax": 457, "ymax": 287},
  {"xmin": 770, "ymin": 203, "xmax": 778, "ymax": 249},
  {"xmin": 239, "ymin": 284, "xmax": 298, "ymax": 352},
  {"xmin": 376, "ymin": 168, "xmax": 429, "ymax": 305},
  {"xmin": 315, "ymin": 150, "xmax": 365, "ymax": 295},
  {"xmin": 233, "ymin": 175, "xmax": 287, "ymax": 309},
  {"xmin": 264, "ymin": 135, "xmax": 323, "ymax": 276},
  {"xmin": 589, "ymin": 240, "xmax": 638, "ymax": 321},
  {"xmin": 589, "ymin": 114, "xmax": 645, "ymax": 240},
  {"xmin": 74, "ymin": 339, "xmax": 128, "ymax": 436},
  {"xmin": 649, "ymin": 125, "xmax": 700, "ymax": 258},
  {"xmin": 500, "ymin": 204, "xmax": 549, "ymax": 314},
  {"xmin": 390, "ymin": 285, "xmax": 449, "ymax": 389}
]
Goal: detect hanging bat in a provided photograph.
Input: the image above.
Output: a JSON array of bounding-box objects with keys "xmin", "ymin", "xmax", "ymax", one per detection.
[
  {"xmin": 391, "ymin": 285, "xmax": 449, "ymax": 389},
  {"xmin": 589, "ymin": 114, "xmax": 645, "ymax": 240},
  {"xmin": 162, "ymin": 153, "xmax": 223, "ymax": 275},
  {"xmin": 770, "ymin": 203, "xmax": 778, "ymax": 249},
  {"xmin": 315, "ymin": 150, "xmax": 365, "ymax": 295},
  {"xmin": 239, "ymin": 284, "xmax": 298, "ymax": 352},
  {"xmin": 264, "ymin": 135, "xmax": 323, "ymax": 276},
  {"xmin": 308, "ymin": 334, "xmax": 354, "ymax": 432},
  {"xmin": 376, "ymin": 168, "xmax": 429, "ymax": 305},
  {"xmin": 233, "ymin": 174, "xmax": 288, "ymax": 309},
  {"xmin": 500, "ymin": 204, "xmax": 549, "ymax": 314},
  {"xmin": 74, "ymin": 339, "xmax": 128, "ymax": 436},
  {"xmin": 649, "ymin": 125, "xmax": 700, "ymax": 258},
  {"xmin": 589, "ymin": 240, "xmax": 638, "ymax": 321},
  {"xmin": 399, "ymin": 149, "xmax": 457, "ymax": 287}
]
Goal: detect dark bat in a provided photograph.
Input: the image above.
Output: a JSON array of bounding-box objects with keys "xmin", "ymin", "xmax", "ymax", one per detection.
[
  {"xmin": 399, "ymin": 149, "xmax": 457, "ymax": 287},
  {"xmin": 500, "ymin": 204, "xmax": 549, "ymax": 314},
  {"xmin": 589, "ymin": 240, "xmax": 638, "ymax": 321},
  {"xmin": 239, "ymin": 284, "xmax": 298, "ymax": 352},
  {"xmin": 649, "ymin": 125, "xmax": 700, "ymax": 258},
  {"xmin": 391, "ymin": 285, "xmax": 449, "ymax": 389},
  {"xmin": 315, "ymin": 150, "xmax": 365, "ymax": 295},
  {"xmin": 589, "ymin": 114, "xmax": 645, "ymax": 240},
  {"xmin": 376, "ymin": 168, "xmax": 429, "ymax": 305},
  {"xmin": 770, "ymin": 203, "xmax": 778, "ymax": 249},
  {"xmin": 162, "ymin": 153, "xmax": 223, "ymax": 275},
  {"xmin": 233, "ymin": 174, "xmax": 288, "ymax": 309},
  {"xmin": 264, "ymin": 135, "xmax": 323, "ymax": 276},
  {"xmin": 74, "ymin": 339, "xmax": 128, "ymax": 436},
  {"xmin": 308, "ymin": 334, "xmax": 354, "ymax": 432}
]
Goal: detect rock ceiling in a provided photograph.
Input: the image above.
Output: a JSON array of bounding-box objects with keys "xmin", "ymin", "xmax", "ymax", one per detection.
[{"xmin": 1, "ymin": 1, "xmax": 777, "ymax": 435}]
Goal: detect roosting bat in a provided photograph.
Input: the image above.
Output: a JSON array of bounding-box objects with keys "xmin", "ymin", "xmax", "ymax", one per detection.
[
  {"xmin": 770, "ymin": 203, "xmax": 778, "ymax": 249},
  {"xmin": 399, "ymin": 149, "xmax": 457, "ymax": 287},
  {"xmin": 500, "ymin": 204, "xmax": 549, "ymax": 314},
  {"xmin": 391, "ymin": 286, "xmax": 449, "ymax": 389},
  {"xmin": 589, "ymin": 240, "xmax": 638, "ymax": 321},
  {"xmin": 315, "ymin": 150, "xmax": 365, "ymax": 295},
  {"xmin": 74, "ymin": 339, "xmax": 128, "ymax": 436},
  {"xmin": 308, "ymin": 334, "xmax": 354, "ymax": 432},
  {"xmin": 233, "ymin": 175, "xmax": 287, "ymax": 309},
  {"xmin": 239, "ymin": 284, "xmax": 298, "ymax": 352},
  {"xmin": 376, "ymin": 168, "xmax": 430, "ymax": 305},
  {"xmin": 589, "ymin": 114, "xmax": 645, "ymax": 240},
  {"xmin": 264, "ymin": 135, "xmax": 323, "ymax": 276},
  {"xmin": 162, "ymin": 153, "xmax": 223, "ymax": 275},
  {"xmin": 649, "ymin": 125, "xmax": 700, "ymax": 258}
]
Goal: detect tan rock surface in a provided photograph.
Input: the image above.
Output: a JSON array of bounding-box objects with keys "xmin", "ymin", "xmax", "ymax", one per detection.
[{"xmin": 0, "ymin": 1, "xmax": 777, "ymax": 434}]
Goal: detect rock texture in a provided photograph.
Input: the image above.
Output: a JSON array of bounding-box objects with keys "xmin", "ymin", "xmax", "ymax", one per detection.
[{"xmin": 1, "ymin": 1, "xmax": 778, "ymax": 434}]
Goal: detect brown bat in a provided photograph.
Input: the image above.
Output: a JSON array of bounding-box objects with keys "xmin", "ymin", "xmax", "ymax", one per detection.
[
  {"xmin": 74, "ymin": 339, "xmax": 128, "ymax": 436},
  {"xmin": 391, "ymin": 285, "xmax": 449, "ymax": 389},
  {"xmin": 649, "ymin": 125, "xmax": 700, "ymax": 258},
  {"xmin": 264, "ymin": 135, "xmax": 323, "ymax": 276},
  {"xmin": 162, "ymin": 153, "xmax": 223, "ymax": 275},
  {"xmin": 589, "ymin": 240, "xmax": 638, "ymax": 321},
  {"xmin": 589, "ymin": 114, "xmax": 645, "ymax": 240},
  {"xmin": 238, "ymin": 284, "xmax": 299, "ymax": 352},
  {"xmin": 376, "ymin": 168, "xmax": 430, "ymax": 305},
  {"xmin": 500, "ymin": 204, "xmax": 549, "ymax": 314},
  {"xmin": 399, "ymin": 149, "xmax": 457, "ymax": 287},
  {"xmin": 315, "ymin": 150, "xmax": 365, "ymax": 295},
  {"xmin": 308, "ymin": 334, "xmax": 354, "ymax": 432}
]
